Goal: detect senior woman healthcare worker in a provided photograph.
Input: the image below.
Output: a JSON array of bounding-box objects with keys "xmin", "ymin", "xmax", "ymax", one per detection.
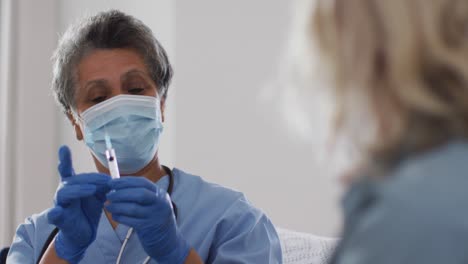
[
  {"xmin": 6, "ymin": 10, "xmax": 282, "ymax": 264},
  {"xmin": 289, "ymin": 0, "xmax": 468, "ymax": 263}
]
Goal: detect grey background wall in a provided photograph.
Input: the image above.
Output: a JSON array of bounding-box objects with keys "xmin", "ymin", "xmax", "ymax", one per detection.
[
  {"xmin": 0, "ymin": 0, "xmax": 341, "ymax": 246},
  {"xmin": 174, "ymin": 0, "xmax": 341, "ymax": 236},
  {"xmin": 0, "ymin": 0, "xmax": 59, "ymax": 246}
]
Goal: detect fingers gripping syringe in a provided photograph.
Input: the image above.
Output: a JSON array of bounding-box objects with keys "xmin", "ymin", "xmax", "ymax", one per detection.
[{"xmin": 105, "ymin": 133, "xmax": 120, "ymax": 179}]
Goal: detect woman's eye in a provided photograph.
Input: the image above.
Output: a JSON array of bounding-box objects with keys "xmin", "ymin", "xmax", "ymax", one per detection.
[
  {"xmin": 91, "ymin": 96, "xmax": 106, "ymax": 104},
  {"xmin": 128, "ymin": 87, "xmax": 145, "ymax": 94}
]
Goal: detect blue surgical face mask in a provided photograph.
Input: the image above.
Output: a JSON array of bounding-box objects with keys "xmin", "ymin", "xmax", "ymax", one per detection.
[{"xmin": 76, "ymin": 95, "xmax": 164, "ymax": 174}]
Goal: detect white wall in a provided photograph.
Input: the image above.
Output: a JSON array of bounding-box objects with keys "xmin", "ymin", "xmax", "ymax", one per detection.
[
  {"xmin": 2, "ymin": 0, "xmax": 341, "ymax": 246},
  {"xmin": 174, "ymin": 0, "xmax": 341, "ymax": 236},
  {"xmin": 0, "ymin": 0, "xmax": 59, "ymax": 246}
]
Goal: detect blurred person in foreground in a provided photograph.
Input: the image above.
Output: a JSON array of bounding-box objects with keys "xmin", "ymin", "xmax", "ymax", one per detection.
[{"xmin": 287, "ymin": 0, "xmax": 468, "ymax": 263}]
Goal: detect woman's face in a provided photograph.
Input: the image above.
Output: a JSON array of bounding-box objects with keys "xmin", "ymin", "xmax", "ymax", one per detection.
[{"xmin": 70, "ymin": 48, "xmax": 164, "ymax": 140}]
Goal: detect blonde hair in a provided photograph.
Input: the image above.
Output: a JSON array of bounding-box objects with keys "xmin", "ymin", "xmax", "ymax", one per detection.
[{"xmin": 308, "ymin": 0, "xmax": 468, "ymax": 170}]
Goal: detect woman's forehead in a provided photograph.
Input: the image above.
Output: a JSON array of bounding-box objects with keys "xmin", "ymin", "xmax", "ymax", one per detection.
[{"xmin": 77, "ymin": 48, "xmax": 149, "ymax": 85}]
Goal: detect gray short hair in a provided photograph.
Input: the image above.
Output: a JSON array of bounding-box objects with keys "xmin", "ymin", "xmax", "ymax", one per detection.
[{"xmin": 52, "ymin": 10, "xmax": 173, "ymax": 113}]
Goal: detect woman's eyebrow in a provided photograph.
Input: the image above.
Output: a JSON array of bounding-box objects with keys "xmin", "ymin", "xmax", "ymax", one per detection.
[
  {"xmin": 120, "ymin": 69, "xmax": 151, "ymax": 82},
  {"xmin": 84, "ymin": 79, "xmax": 111, "ymax": 92}
]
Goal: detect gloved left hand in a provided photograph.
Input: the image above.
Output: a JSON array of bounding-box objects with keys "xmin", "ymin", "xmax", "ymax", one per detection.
[{"xmin": 105, "ymin": 177, "xmax": 191, "ymax": 264}]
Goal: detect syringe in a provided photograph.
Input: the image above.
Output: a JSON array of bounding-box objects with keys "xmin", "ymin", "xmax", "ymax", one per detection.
[{"xmin": 105, "ymin": 133, "xmax": 120, "ymax": 179}]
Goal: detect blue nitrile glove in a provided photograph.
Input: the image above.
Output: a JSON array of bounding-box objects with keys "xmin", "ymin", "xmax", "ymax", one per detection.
[
  {"xmin": 47, "ymin": 145, "xmax": 111, "ymax": 264},
  {"xmin": 106, "ymin": 177, "xmax": 191, "ymax": 264}
]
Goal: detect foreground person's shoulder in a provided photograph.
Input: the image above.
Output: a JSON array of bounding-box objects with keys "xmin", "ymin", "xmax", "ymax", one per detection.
[{"xmin": 335, "ymin": 142, "xmax": 468, "ymax": 264}]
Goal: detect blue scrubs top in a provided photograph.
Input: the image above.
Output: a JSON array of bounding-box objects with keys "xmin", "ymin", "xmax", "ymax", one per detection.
[{"xmin": 7, "ymin": 168, "xmax": 282, "ymax": 263}]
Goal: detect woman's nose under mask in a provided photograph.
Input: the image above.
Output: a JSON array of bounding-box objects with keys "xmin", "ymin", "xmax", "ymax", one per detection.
[{"xmin": 77, "ymin": 94, "xmax": 164, "ymax": 174}]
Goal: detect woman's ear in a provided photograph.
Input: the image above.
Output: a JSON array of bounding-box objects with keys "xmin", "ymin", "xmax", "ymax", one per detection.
[
  {"xmin": 160, "ymin": 99, "xmax": 166, "ymax": 123},
  {"xmin": 66, "ymin": 110, "xmax": 84, "ymax": 141}
]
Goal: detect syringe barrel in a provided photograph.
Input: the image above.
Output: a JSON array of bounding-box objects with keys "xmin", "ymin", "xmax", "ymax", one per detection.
[{"xmin": 105, "ymin": 148, "xmax": 120, "ymax": 179}]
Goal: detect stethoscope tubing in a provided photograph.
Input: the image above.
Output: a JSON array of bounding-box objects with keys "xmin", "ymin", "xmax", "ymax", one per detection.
[{"xmin": 116, "ymin": 166, "xmax": 177, "ymax": 264}]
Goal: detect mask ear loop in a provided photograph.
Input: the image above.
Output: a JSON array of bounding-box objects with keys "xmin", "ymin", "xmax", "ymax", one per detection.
[
  {"xmin": 155, "ymin": 97, "xmax": 165, "ymax": 129},
  {"xmin": 69, "ymin": 109, "xmax": 85, "ymax": 131},
  {"xmin": 69, "ymin": 108, "xmax": 92, "ymax": 147}
]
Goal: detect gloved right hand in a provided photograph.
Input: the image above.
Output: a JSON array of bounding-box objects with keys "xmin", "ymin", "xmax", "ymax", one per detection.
[{"xmin": 47, "ymin": 145, "xmax": 111, "ymax": 264}]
